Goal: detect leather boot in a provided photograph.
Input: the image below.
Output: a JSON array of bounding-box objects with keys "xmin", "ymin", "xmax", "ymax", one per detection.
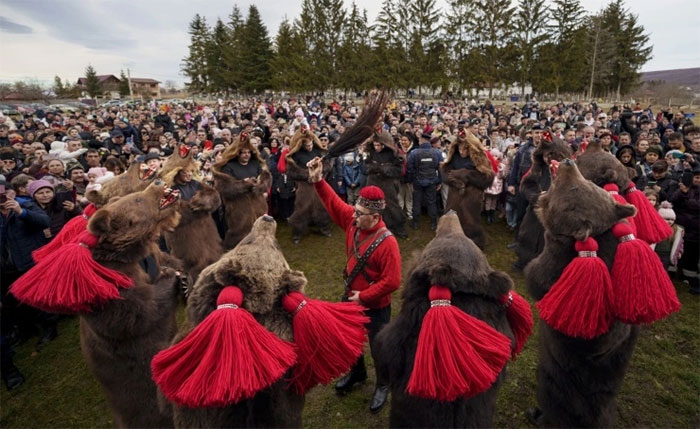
[
  {"xmin": 369, "ymin": 384, "xmax": 389, "ymax": 413},
  {"xmin": 335, "ymin": 356, "xmax": 367, "ymax": 394}
]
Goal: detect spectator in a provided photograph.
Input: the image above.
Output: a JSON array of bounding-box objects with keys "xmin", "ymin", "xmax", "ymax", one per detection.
[{"xmin": 406, "ymin": 132, "xmax": 442, "ymax": 231}]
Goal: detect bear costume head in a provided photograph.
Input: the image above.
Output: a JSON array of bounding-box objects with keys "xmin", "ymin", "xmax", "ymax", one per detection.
[
  {"xmin": 153, "ymin": 215, "xmax": 369, "ymax": 427},
  {"xmin": 160, "ymin": 144, "xmax": 200, "ymax": 186},
  {"xmin": 214, "ymin": 132, "xmax": 266, "ymax": 170},
  {"xmin": 287, "ymin": 126, "xmax": 325, "ymax": 158},
  {"xmin": 575, "ymin": 139, "xmax": 631, "ymax": 191},
  {"xmin": 374, "ymin": 211, "xmax": 532, "ymax": 428},
  {"xmin": 86, "ymin": 158, "xmax": 159, "ymax": 207},
  {"xmin": 444, "ymin": 130, "xmax": 492, "ymax": 175}
]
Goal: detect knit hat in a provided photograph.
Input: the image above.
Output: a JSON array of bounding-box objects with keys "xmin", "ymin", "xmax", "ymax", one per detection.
[
  {"xmin": 65, "ymin": 159, "xmax": 84, "ymax": 175},
  {"xmin": 646, "ymin": 145, "xmax": 663, "ymax": 157},
  {"xmin": 665, "ymin": 149, "xmax": 685, "ymax": 159},
  {"xmin": 490, "ymin": 148, "xmax": 503, "ymax": 160},
  {"xmin": 27, "ymin": 179, "xmax": 54, "ymax": 197},
  {"xmin": 87, "ymin": 167, "xmax": 108, "ymax": 178},
  {"xmin": 357, "ymin": 186, "xmax": 386, "ymax": 213},
  {"xmin": 657, "ymin": 201, "xmax": 675, "ymax": 221}
]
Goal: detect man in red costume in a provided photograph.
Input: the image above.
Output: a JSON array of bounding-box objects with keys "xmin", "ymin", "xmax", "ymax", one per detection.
[{"xmin": 307, "ymin": 157, "xmax": 402, "ymax": 413}]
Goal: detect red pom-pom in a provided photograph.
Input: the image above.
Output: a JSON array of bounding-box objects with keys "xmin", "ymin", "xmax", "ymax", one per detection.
[
  {"xmin": 11, "ymin": 231, "xmax": 132, "ymax": 313},
  {"xmin": 501, "ymin": 291, "xmax": 533, "ymax": 358},
  {"xmin": 282, "ymin": 292, "xmax": 369, "ymax": 394},
  {"xmin": 536, "ymin": 237, "xmax": 613, "ymax": 339},
  {"xmin": 610, "ymin": 223, "xmax": 681, "ymax": 324},
  {"xmin": 406, "ymin": 286, "xmax": 511, "ymax": 401},
  {"xmin": 603, "ymin": 184, "xmax": 636, "ymax": 233},
  {"xmin": 151, "ymin": 286, "xmax": 297, "ymax": 408},
  {"xmin": 624, "ymin": 182, "xmax": 672, "ymax": 244},
  {"xmin": 32, "ymin": 204, "xmax": 97, "ymax": 263},
  {"xmin": 359, "ymin": 185, "xmax": 385, "ymax": 201}
]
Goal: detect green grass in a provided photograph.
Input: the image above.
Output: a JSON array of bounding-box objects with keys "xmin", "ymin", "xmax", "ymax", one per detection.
[{"xmin": 1, "ymin": 218, "xmax": 698, "ymax": 428}]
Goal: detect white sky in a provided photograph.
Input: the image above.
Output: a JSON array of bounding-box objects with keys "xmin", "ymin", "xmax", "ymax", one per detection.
[{"xmin": 0, "ymin": 0, "xmax": 698, "ymax": 86}]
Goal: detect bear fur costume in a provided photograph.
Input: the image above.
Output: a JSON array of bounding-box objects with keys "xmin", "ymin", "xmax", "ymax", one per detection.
[
  {"xmin": 285, "ymin": 128, "xmax": 332, "ymax": 242},
  {"xmin": 85, "ymin": 158, "xmax": 159, "ymax": 207},
  {"xmin": 441, "ymin": 131, "xmax": 494, "ymax": 249},
  {"xmin": 168, "ymin": 215, "xmax": 308, "ymax": 428},
  {"xmin": 513, "ymin": 135, "xmax": 572, "ymax": 269},
  {"xmin": 80, "ymin": 182, "xmax": 185, "ymax": 428},
  {"xmin": 524, "ymin": 159, "xmax": 639, "ymax": 427},
  {"xmin": 375, "ymin": 211, "xmax": 518, "ymax": 428},
  {"xmin": 212, "ymin": 135, "xmax": 272, "ymax": 250},
  {"xmin": 161, "ymin": 149, "xmax": 223, "ymax": 282},
  {"xmin": 575, "ymin": 139, "xmax": 631, "ymax": 190},
  {"xmin": 365, "ymin": 132, "xmax": 408, "ymax": 237}
]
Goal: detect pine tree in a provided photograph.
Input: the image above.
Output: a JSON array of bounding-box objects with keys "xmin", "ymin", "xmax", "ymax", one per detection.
[
  {"xmin": 585, "ymin": 11, "xmax": 617, "ymax": 98},
  {"xmin": 206, "ymin": 19, "xmax": 232, "ymax": 94},
  {"xmin": 119, "ymin": 70, "xmax": 130, "ymax": 97},
  {"xmin": 443, "ymin": 0, "xmax": 482, "ymax": 96},
  {"xmin": 84, "ymin": 65, "xmax": 101, "ymax": 98},
  {"xmin": 406, "ymin": 0, "xmax": 442, "ymax": 95},
  {"xmin": 602, "ymin": 0, "xmax": 652, "ymax": 99},
  {"xmin": 181, "ymin": 14, "xmax": 210, "ymax": 93},
  {"xmin": 476, "ymin": 0, "xmax": 517, "ymax": 98},
  {"xmin": 222, "ymin": 5, "xmax": 246, "ymax": 94},
  {"xmin": 270, "ymin": 18, "xmax": 313, "ymax": 93},
  {"xmin": 514, "ymin": 0, "xmax": 549, "ymax": 96},
  {"xmin": 546, "ymin": 0, "xmax": 587, "ymax": 97},
  {"xmin": 53, "ymin": 76, "xmax": 65, "ymax": 98},
  {"xmin": 239, "ymin": 5, "xmax": 273, "ymax": 93}
]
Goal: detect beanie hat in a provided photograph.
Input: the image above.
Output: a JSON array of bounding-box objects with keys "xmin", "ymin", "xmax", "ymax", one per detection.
[
  {"xmin": 665, "ymin": 150, "xmax": 684, "ymax": 159},
  {"xmin": 27, "ymin": 179, "xmax": 54, "ymax": 197},
  {"xmin": 295, "ymin": 108, "xmax": 304, "ymax": 118},
  {"xmin": 65, "ymin": 159, "xmax": 84, "ymax": 175},
  {"xmin": 0, "ymin": 151, "xmax": 16, "ymax": 161},
  {"xmin": 657, "ymin": 201, "xmax": 676, "ymax": 221},
  {"xmin": 490, "ymin": 148, "xmax": 502, "ymax": 160},
  {"xmin": 357, "ymin": 186, "xmax": 386, "ymax": 212},
  {"xmin": 87, "ymin": 167, "xmax": 107, "ymax": 178},
  {"xmin": 646, "ymin": 145, "xmax": 663, "ymax": 157},
  {"xmin": 651, "ymin": 160, "xmax": 668, "ymax": 172}
]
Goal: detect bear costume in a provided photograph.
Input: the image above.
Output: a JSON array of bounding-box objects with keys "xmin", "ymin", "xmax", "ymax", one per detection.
[
  {"xmin": 375, "ymin": 211, "xmax": 533, "ymax": 428},
  {"xmin": 513, "ymin": 134, "xmax": 572, "ymax": 270},
  {"xmin": 364, "ymin": 132, "xmax": 408, "ymax": 237},
  {"xmin": 212, "ymin": 133, "xmax": 272, "ymax": 250},
  {"xmin": 285, "ymin": 127, "xmax": 332, "ymax": 243},
  {"xmin": 525, "ymin": 159, "xmax": 644, "ymax": 427},
  {"xmin": 11, "ymin": 181, "xmax": 185, "ymax": 427},
  {"xmin": 85, "ymin": 157, "xmax": 159, "ymax": 207},
  {"xmin": 153, "ymin": 215, "xmax": 369, "ymax": 428},
  {"xmin": 441, "ymin": 131, "xmax": 495, "ymax": 249},
  {"xmin": 162, "ymin": 147, "xmax": 223, "ymax": 282}
]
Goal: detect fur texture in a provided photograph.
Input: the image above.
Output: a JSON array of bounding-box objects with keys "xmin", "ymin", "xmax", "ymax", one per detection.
[
  {"xmin": 170, "ymin": 216, "xmax": 307, "ymax": 428},
  {"xmin": 86, "ymin": 160, "xmax": 158, "ymax": 207},
  {"xmin": 441, "ymin": 132, "xmax": 495, "ymax": 249},
  {"xmin": 375, "ymin": 211, "xmax": 516, "ymax": 428},
  {"xmin": 80, "ymin": 182, "xmax": 184, "ymax": 428},
  {"xmin": 575, "ymin": 140, "xmax": 632, "ymax": 190},
  {"xmin": 514, "ymin": 137, "xmax": 572, "ymax": 268},
  {"xmin": 285, "ymin": 130, "xmax": 332, "ymax": 239},
  {"xmin": 365, "ymin": 133, "xmax": 407, "ymax": 235},
  {"xmin": 524, "ymin": 160, "xmax": 639, "ymax": 427},
  {"xmin": 164, "ymin": 184, "xmax": 223, "ymax": 282}
]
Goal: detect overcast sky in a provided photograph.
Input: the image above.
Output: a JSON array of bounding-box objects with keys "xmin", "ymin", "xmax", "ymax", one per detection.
[{"xmin": 1, "ymin": 0, "xmax": 698, "ymax": 86}]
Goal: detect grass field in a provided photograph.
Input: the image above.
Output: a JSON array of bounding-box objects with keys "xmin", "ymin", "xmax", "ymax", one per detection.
[{"xmin": 1, "ymin": 217, "xmax": 698, "ymax": 428}]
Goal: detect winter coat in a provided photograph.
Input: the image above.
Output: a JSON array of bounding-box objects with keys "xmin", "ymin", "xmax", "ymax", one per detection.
[
  {"xmin": 670, "ymin": 185, "xmax": 700, "ymax": 242},
  {"xmin": 486, "ymin": 162, "xmax": 506, "ymax": 195},
  {"xmin": 0, "ymin": 197, "xmax": 51, "ymax": 272}
]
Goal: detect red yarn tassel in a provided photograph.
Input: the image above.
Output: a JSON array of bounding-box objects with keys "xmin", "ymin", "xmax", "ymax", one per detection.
[
  {"xmin": 32, "ymin": 203, "xmax": 97, "ymax": 263},
  {"xmin": 282, "ymin": 292, "xmax": 369, "ymax": 394},
  {"xmin": 151, "ymin": 286, "xmax": 297, "ymax": 408},
  {"xmin": 603, "ymin": 184, "xmax": 636, "ymax": 234},
  {"xmin": 406, "ymin": 286, "xmax": 511, "ymax": 402},
  {"xmin": 501, "ymin": 291, "xmax": 533, "ymax": 359},
  {"xmin": 536, "ymin": 237, "xmax": 613, "ymax": 339},
  {"xmin": 10, "ymin": 231, "xmax": 132, "ymax": 314},
  {"xmin": 610, "ymin": 223, "xmax": 681, "ymax": 324},
  {"xmin": 624, "ymin": 182, "xmax": 672, "ymax": 244}
]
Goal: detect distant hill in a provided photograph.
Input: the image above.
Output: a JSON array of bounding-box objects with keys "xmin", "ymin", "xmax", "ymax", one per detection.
[{"xmin": 641, "ymin": 68, "xmax": 700, "ymax": 87}]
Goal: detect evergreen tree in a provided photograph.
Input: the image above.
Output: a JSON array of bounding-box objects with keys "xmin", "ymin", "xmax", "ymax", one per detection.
[
  {"xmin": 84, "ymin": 65, "xmax": 101, "ymax": 98},
  {"xmin": 406, "ymin": 0, "xmax": 442, "ymax": 95},
  {"xmin": 338, "ymin": 2, "xmax": 372, "ymax": 94},
  {"xmin": 514, "ymin": 0, "xmax": 549, "ymax": 96},
  {"xmin": 239, "ymin": 5, "xmax": 273, "ymax": 93},
  {"xmin": 443, "ymin": 0, "xmax": 482, "ymax": 96},
  {"xmin": 602, "ymin": 0, "xmax": 652, "ymax": 98},
  {"xmin": 270, "ymin": 18, "xmax": 313, "ymax": 93},
  {"xmin": 545, "ymin": 0, "xmax": 587, "ymax": 97},
  {"xmin": 119, "ymin": 70, "xmax": 130, "ymax": 97},
  {"xmin": 53, "ymin": 76, "xmax": 65, "ymax": 98},
  {"xmin": 181, "ymin": 14, "xmax": 210, "ymax": 93},
  {"xmin": 223, "ymin": 5, "xmax": 246, "ymax": 93},
  {"xmin": 476, "ymin": 0, "xmax": 517, "ymax": 98},
  {"xmin": 207, "ymin": 18, "xmax": 232, "ymax": 94}
]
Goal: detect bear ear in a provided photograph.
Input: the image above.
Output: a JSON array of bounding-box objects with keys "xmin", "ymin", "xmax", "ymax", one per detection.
[
  {"xmin": 615, "ymin": 203, "xmax": 636, "ymax": 221},
  {"xmin": 280, "ymin": 270, "xmax": 307, "ymax": 294},
  {"xmin": 213, "ymin": 258, "xmax": 243, "ymax": 287},
  {"xmin": 488, "ymin": 271, "xmax": 514, "ymax": 296},
  {"xmin": 88, "ymin": 209, "xmax": 111, "ymax": 236}
]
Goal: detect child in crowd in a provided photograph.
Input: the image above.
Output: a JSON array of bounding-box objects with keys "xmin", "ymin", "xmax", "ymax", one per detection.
[
  {"xmin": 654, "ymin": 201, "xmax": 684, "ymax": 273},
  {"xmin": 644, "ymin": 187, "xmax": 659, "ymax": 209},
  {"xmin": 503, "ymin": 143, "xmax": 519, "ymax": 230},
  {"xmin": 484, "ymin": 148, "xmax": 505, "ymax": 224}
]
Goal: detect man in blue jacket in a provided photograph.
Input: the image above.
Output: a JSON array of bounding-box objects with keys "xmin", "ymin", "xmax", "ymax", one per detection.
[{"xmin": 406, "ymin": 132, "xmax": 442, "ymax": 231}]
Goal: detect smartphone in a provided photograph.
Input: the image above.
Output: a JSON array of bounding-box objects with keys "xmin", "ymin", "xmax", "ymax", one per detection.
[
  {"xmin": 55, "ymin": 190, "xmax": 76, "ymax": 205},
  {"xmin": 0, "ymin": 184, "xmax": 6, "ymax": 204}
]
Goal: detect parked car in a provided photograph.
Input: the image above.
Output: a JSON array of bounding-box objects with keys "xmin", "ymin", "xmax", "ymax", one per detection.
[
  {"xmin": 48, "ymin": 103, "xmax": 79, "ymax": 113},
  {"xmin": 0, "ymin": 104, "xmax": 20, "ymax": 116}
]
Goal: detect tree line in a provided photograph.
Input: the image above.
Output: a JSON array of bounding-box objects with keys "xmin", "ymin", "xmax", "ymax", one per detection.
[{"xmin": 180, "ymin": 0, "xmax": 652, "ymax": 99}]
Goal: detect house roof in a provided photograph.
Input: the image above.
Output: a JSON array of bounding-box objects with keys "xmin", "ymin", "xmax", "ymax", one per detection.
[
  {"xmin": 130, "ymin": 78, "xmax": 160, "ymax": 84},
  {"xmin": 76, "ymin": 74, "xmax": 120, "ymax": 85}
]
